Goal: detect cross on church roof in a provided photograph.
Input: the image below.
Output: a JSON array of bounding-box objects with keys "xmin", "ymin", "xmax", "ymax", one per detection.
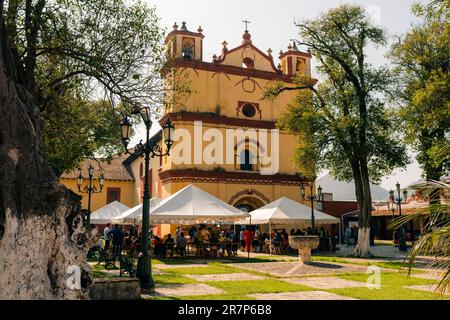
[{"xmin": 242, "ymin": 19, "xmax": 250, "ymax": 32}]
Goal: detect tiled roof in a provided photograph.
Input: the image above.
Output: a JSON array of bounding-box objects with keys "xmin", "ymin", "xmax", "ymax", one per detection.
[{"xmin": 60, "ymin": 153, "xmax": 134, "ymax": 181}]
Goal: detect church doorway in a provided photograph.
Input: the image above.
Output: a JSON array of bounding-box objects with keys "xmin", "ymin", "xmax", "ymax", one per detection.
[{"xmin": 234, "ymin": 196, "xmax": 265, "ymax": 212}]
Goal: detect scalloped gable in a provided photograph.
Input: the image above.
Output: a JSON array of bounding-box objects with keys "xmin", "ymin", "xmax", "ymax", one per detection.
[{"xmin": 217, "ymin": 43, "xmax": 279, "ymax": 73}]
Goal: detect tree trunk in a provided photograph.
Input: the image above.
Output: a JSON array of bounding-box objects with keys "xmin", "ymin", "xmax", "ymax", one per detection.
[
  {"xmin": 350, "ymin": 158, "xmax": 372, "ymax": 257},
  {"xmin": 0, "ymin": 16, "xmax": 97, "ymax": 299}
]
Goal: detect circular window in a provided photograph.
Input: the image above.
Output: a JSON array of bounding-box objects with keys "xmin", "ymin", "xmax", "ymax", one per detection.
[{"xmin": 242, "ymin": 104, "xmax": 256, "ymax": 118}]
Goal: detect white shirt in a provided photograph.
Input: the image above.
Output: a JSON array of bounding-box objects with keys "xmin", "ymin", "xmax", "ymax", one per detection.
[{"xmin": 104, "ymin": 227, "xmax": 110, "ymax": 239}]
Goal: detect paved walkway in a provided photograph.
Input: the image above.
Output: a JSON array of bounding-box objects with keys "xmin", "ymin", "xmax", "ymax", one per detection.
[
  {"xmin": 404, "ymin": 284, "xmax": 449, "ymax": 295},
  {"xmin": 185, "ymin": 273, "xmax": 266, "ymax": 282},
  {"xmin": 155, "ymin": 263, "xmax": 210, "ymax": 269},
  {"xmin": 152, "ymin": 283, "xmax": 225, "ymax": 297},
  {"xmin": 281, "ymin": 276, "xmax": 367, "ymax": 289},
  {"xmin": 232, "ymin": 261, "xmax": 368, "ymax": 277},
  {"xmin": 249, "ymin": 291, "xmax": 357, "ymax": 300}
]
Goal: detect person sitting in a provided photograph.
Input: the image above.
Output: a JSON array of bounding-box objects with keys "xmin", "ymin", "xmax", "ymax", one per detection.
[
  {"xmin": 195, "ymin": 227, "xmax": 205, "ymax": 256},
  {"xmin": 165, "ymin": 234, "xmax": 175, "ymax": 257},
  {"xmin": 177, "ymin": 232, "xmax": 187, "ymax": 257},
  {"xmin": 295, "ymin": 228, "xmax": 304, "ymax": 236},
  {"xmin": 189, "ymin": 225, "xmax": 197, "ymax": 240},
  {"xmin": 271, "ymin": 232, "xmax": 282, "ymax": 254},
  {"xmin": 152, "ymin": 236, "xmax": 166, "ymax": 259},
  {"xmin": 223, "ymin": 232, "xmax": 233, "ymax": 258}
]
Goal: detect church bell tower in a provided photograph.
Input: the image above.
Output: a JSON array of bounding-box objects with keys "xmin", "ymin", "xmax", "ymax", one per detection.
[{"xmin": 165, "ymin": 21, "xmax": 204, "ymax": 61}]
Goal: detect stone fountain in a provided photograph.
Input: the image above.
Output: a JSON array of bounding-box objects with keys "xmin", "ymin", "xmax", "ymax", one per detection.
[{"xmin": 289, "ymin": 236, "xmax": 320, "ymax": 264}]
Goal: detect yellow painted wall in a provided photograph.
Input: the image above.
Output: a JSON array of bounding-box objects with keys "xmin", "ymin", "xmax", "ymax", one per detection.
[
  {"xmin": 172, "ymin": 68, "xmax": 298, "ymax": 121},
  {"xmin": 161, "ymin": 180, "xmax": 315, "ymax": 208},
  {"xmin": 60, "ymin": 178, "xmax": 135, "ymax": 211}
]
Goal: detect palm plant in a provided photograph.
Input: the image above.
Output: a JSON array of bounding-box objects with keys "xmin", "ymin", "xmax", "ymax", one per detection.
[{"xmin": 389, "ymin": 179, "xmax": 450, "ymax": 294}]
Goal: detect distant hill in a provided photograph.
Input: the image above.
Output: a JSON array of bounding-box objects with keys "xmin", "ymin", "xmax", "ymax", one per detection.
[{"xmin": 317, "ymin": 173, "xmax": 389, "ymax": 201}]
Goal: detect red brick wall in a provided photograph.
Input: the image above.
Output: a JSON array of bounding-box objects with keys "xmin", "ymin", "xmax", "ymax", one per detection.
[{"xmin": 321, "ymin": 201, "xmax": 358, "ymax": 218}]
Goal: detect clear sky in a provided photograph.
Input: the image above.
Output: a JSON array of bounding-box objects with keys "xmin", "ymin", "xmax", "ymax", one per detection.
[{"xmin": 137, "ymin": 0, "xmax": 429, "ymax": 190}]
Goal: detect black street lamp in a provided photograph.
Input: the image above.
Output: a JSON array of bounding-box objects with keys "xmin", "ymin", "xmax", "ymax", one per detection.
[
  {"xmin": 120, "ymin": 107, "xmax": 174, "ymax": 293},
  {"xmin": 77, "ymin": 164, "xmax": 105, "ymax": 228},
  {"xmin": 388, "ymin": 182, "xmax": 409, "ymax": 251},
  {"xmin": 300, "ymin": 181, "xmax": 323, "ymax": 233}
]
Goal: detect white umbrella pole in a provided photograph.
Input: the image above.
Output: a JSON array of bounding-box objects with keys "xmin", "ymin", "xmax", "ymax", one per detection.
[
  {"xmin": 269, "ymin": 222, "xmax": 272, "ymax": 255},
  {"xmin": 248, "ymin": 216, "xmax": 252, "ymax": 259}
]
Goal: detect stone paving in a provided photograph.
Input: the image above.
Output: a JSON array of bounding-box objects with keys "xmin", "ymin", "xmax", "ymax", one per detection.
[
  {"xmin": 152, "ymin": 283, "xmax": 225, "ymax": 297},
  {"xmin": 185, "ymin": 273, "xmax": 266, "ymax": 282},
  {"xmin": 232, "ymin": 261, "xmax": 368, "ymax": 277},
  {"xmin": 410, "ymin": 272, "xmax": 443, "ymax": 281},
  {"xmin": 249, "ymin": 291, "xmax": 357, "ymax": 300},
  {"xmin": 154, "ymin": 263, "xmax": 210, "ymax": 269},
  {"xmin": 281, "ymin": 276, "xmax": 367, "ymax": 289}
]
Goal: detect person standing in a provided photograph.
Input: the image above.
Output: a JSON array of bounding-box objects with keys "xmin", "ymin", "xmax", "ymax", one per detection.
[
  {"xmin": 103, "ymin": 223, "xmax": 111, "ymax": 251},
  {"xmin": 330, "ymin": 225, "xmax": 337, "ymax": 252},
  {"xmin": 243, "ymin": 227, "xmax": 254, "ymax": 254},
  {"xmin": 177, "ymin": 232, "xmax": 187, "ymax": 257},
  {"xmin": 108, "ymin": 224, "xmax": 124, "ymax": 257},
  {"xmin": 239, "ymin": 228, "xmax": 245, "ymax": 251},
  {"xmin": 253, "ymin": 227, "xmax": 262, "ymax": 252}
]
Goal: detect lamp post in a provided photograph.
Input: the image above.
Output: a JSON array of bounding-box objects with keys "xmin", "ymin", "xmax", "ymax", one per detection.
[
  {"xmin": 300, "ymin": 181, "xmax": 323, "ymax": 233},
  {"xmin": 120, "ymin": 107, "xmax": 174, "ymax": 293},
  {"xmin": 388, "ymin": 182, "xmax": 408, "ymax": 251},
  {"xmin": 388, "ymin": 183, "xmax": 408, "ymax": 217},
  {"xmin": 77, "ymin": 164, "xmax": 105, "ymax": 228}
]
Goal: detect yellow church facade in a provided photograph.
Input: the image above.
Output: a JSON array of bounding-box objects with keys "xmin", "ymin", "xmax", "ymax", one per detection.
[{"xmin": 60, "ymin": 22, "xmax": 315, "ymax": 236}]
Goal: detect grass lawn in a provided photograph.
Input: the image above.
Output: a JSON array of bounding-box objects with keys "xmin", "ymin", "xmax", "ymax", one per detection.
[
  {"xmin": 153, "ymin": 274, "xmax": 197, "ymax": 285},
  {"xmin": 204, "ymin": 279, "xmax": 312, "ymax": 295},
  {"xmin": 161, "ymin": 262, "xmax": 243, "ymax": 275},
  {"xmin": 92, "ymin": 258, "xmax": 445, "ymax": 300},
  {"xmin": 312, "ymin": 255, "xmax": 423, "ymax": 273}
]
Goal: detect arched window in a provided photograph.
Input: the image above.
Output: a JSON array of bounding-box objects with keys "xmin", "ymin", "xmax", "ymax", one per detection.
[
  {"xmin": 242, "ymin": 58, "xmax": 254, "ymax": 69},
  {"xmin": 240, "ymin": 149, "xmax": 254, "ymax": 171}
]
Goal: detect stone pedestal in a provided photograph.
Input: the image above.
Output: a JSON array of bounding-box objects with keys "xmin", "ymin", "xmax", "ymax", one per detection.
[{"xmin": 289, "ymin": 236, "xmax": 320, "ymax": 264}]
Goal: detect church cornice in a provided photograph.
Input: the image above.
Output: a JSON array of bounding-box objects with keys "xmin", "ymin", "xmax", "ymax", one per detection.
[
  {"xmin": 159, "ymin": 111, "xmax": 276, "ymax": 130},
  {"xmin": 159, "ymin": 169, "xmax": 306, "ymax": 186},
  {"xmin": 173, "ymin": 58, "xmax": 295, "ymax": 83}
]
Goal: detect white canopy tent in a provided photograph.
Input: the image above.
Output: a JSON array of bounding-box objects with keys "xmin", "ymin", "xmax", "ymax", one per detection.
[
  {"xmin": 238, "ymin": 197, "xmax": 339, "ymax": 226},
  {"xmin": 90, "ymin": 201, "xmax": 130, "ymax": 224},
  {"xmin": 237, "ymin": 197, "xmax": 340, "ymax": 254},
  {"xmin": 149, "ymin": 184, "xmax": 250, "ymax": 224},
  {"xmin": 112, "ymin": 197, "xmax": 161, "ymax": 225}
]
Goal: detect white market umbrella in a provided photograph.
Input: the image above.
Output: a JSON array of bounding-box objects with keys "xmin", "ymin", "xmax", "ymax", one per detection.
[
  {"xmin": 112, "ymin": 197, "xmax": 161, "ymax": 225},
  {"xmin": 90, "ymin": 201, "xmax": 130, "ymax": 224},
  {"xmin": 149, "ymin": 184, "xmax": 250, "ymax": 224},
  {"xmin": 238, "ymin": 197, "xmax": 340, "ymax": 225}
]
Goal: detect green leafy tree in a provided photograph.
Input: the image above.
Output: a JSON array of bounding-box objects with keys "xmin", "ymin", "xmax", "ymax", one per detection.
[
  {"xmin": 266, "ymin": 5, "xmax": 408, "ymax": 256},
  {"xmin": 0, "ymin": 0, "xmax": 178, "ymax": 299},
  {"xmin": 390, "ymin": 180, "xmax": 450, "ymax": 294},
  {"xmin": 389, "ymin": 0, "xmax": 450, "ymax": 195}
]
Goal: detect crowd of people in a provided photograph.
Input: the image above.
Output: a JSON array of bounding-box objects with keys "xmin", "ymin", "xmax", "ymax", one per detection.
[{"xmin": 93, "ymin": 223, "xmax": 341, "ymax": 260}]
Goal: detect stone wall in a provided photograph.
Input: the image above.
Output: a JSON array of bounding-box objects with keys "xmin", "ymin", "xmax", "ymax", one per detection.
[{"xmin": 90, "ymin": 278, "xmax": 140, "ymax": 300}]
